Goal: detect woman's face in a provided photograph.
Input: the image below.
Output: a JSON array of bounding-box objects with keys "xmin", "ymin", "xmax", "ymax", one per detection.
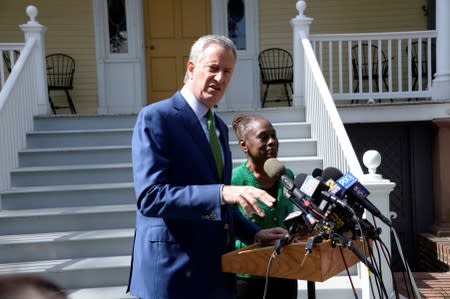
[{"xmin": 240, "ymin": 118, "xmax": 279, "ymax": 165}]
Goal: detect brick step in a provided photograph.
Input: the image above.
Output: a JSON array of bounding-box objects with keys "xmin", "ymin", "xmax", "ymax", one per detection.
[{"xmin": 394, "ymin": 272, "xmax": 450, "ymax": 299}]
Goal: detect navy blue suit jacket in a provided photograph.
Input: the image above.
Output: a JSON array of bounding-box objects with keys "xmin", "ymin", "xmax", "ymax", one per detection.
[{"xmin": 128, "ymin": 92, "xmax": 260, "ymax": 299}]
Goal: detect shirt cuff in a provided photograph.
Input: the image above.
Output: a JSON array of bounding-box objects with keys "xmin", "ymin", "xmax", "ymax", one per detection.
[{"xmin": 219, "ymin": 184, "xmax": 226, "ymax": 205}]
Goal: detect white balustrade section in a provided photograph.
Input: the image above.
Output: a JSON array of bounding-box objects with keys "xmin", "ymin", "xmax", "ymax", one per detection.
[
  {"xmin": 310, "ymin": 31, "xmax": 437, "ymax": 102},
  {"xmin": 0, "ymin": 44, "xmax": 23, "ymax": 89},
  {"xmin": 291, "ymin": 1, "xmax": 363, "ymax": 176},
  {"xmin": 0, "ymin": 5, "xmax": 48, "ymax": 198},
  {"xmin": 292, "ymin": 2, "xmax": 398, "ymax": 298}
]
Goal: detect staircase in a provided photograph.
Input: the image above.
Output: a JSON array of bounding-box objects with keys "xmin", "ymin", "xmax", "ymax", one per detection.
[{"xmin": 0, "ymin": 107, "xmax": 323, "ymax": 299}]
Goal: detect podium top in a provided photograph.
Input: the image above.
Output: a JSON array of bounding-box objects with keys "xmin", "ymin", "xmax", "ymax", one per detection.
[{"xmin": 222, "ymin": 239, "xmax": 370, "ymax": 281}]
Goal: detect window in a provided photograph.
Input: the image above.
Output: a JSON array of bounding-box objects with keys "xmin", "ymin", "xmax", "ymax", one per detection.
[
  {"xmin": 108, "ymin": 0, "xmax": 128, "ymax": 53},
  {"xmin": 227, "ymin": 0, "xmax": 246, "ymax": 50}
]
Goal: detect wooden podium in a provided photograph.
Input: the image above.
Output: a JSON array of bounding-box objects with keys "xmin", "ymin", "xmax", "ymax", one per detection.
[{"xmin": 222, "ymin": 238, "xmax": 370, "ymax": 282}]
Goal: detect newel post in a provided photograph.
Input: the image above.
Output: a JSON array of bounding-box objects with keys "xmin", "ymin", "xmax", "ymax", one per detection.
[
  {"xmin": 19, "ymin": 5, "xmax": 49, "ymax": 115},
  {"xmin": 359, "ymin": 150, "xmax": 396, "ymax": 299},
  {"xmin": 290, "ymin": 1, "xmax": 313, "ymax": 107}
]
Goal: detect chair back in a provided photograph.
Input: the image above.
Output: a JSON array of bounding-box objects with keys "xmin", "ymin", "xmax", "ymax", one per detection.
[
  {"xmin": 46, "ymin": 53, "xmax": 75, "ymax": 90},
  {"xmin": 351, "ymin": 44, "xmax": 388, "ymax": 79},
  {"xmin": 258, "ymin": 48, "xmax": 293, "ymax": 84},
  {"xmin": 410, "ymin": 41, "xmax": 428, "ymax": 78},
  {"xmin": 2, "ymin": 50, "xmax": 20, "ymax": 73}
]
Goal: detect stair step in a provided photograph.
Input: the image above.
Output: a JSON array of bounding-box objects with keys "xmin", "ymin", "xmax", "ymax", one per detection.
[
  {"xmin": 10, "ymin": 163, "xmax": 133, "ymax": 187},
  {"xmin": 218, "ymin": 107, "xmax": 306, "ymax": 123},
  {"xmin": 68, "ymin": 286, "xmax": 136, "ymax": 299},
  {"xmin": 26, "ymin": 129, "xmax": 133, "ymax": 148},
  {"xmin": 0, "ymin": 204, "xmax": 135, "ymax": 235},
  {"xmin": 0, "ymin": 228, "xmax": 134, "ymax": 263},
  {"xmin": 0, "ymin": 255, "xmax": 132, "ymax": 290},
  {"xmin": 18, "ymin": 145, "xmax": 132, "ymax": 167},
  {"xmin": 1, "ymin": 183, "xmax": 134, "ymax": 210},
  {"xmin": 33, "ymin": 114, "xmax": 137, "ymax": 131},
  {"xmin": 231, "ymin": 138, "xmax": 317, "ymax": 159},
  {"xmin": 233, "ymin": 156, "xmax": 323, "ymax": 175},
  {"xmin": 228, "ymin": 122, "xmax": 311, "ymax": 141}
]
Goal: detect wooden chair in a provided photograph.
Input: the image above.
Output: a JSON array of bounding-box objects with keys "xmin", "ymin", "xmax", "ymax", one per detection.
[
  {"xmin": 351, "ymin": 44, "xmax": 389, "ymax": 93},
  {"xmin": 46, "ymin": 53, "xmax": 77, "ymax": 114},
  {"xmin": 258, "ymin": 48, "xmax": 293, "ymax": 107},
  {"xmin": 409, "ymin": 41, "xmax": 431, "ymax": 91}
]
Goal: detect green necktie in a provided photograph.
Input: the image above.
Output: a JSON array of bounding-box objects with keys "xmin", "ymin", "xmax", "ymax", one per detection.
[{"xmin": 207, "ymin": 110, "xmax": 223, "ymax": 181}]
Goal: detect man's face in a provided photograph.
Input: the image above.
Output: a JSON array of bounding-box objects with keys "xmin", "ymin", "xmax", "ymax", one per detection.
[{"xmin": 186, "ymin": 44, "xmax": 236, "ymax": 108}]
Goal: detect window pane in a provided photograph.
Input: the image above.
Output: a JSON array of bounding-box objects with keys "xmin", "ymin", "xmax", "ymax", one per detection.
[
  {"xmin": 228, "ymin": 0, "xmax": 246, "ymax": 50},
  {"xmin": 108, "ymin": 0, "xmax": 128, "ymax": 53}
]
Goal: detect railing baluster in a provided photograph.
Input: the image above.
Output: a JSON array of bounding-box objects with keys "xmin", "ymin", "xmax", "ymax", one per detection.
[
  {"xmin": 418, "ymin": 38, "xmax": 423, "ymax": 91},
  {"xmin": 348, "ymin": 41, "xmax": 352, "ymax": 93},
  {"xmin": 398, "ymin": 39, "xmax": 402, "ymax": 92},
  {"xmin": 329, "ymin": 40, "xmax": 333, "ymax": 91},
  {"xmin": 358, "ymin": 40, "xmax": 362, "ymax": 93},
  {"xmin": 427, "ymin": 38, "xmax": 432, "ymax": 91},
  {"xmin": 338, "ymin": 40, "xmax": 343, "ymax": 93},
  {"xmin": 407, "ymin": 38, "xmax": 412, "ymax": 92}
]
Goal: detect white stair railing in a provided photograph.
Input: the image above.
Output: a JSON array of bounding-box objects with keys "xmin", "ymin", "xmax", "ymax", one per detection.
[
  {"xmin": 291, "ymin": 1, "xmax": 363, "ymax": 177},
  {"xmin": 310, "ymin": 31, "xmax": 437, "ymax": 102},
  {"xmin": 0, "ymin": 44, "xmax": 23, "ymax": 89},
  {"xmin": 291, "ymin": 2, "xmax": 395, "ymax": 298},
  {"xmin": 0, "ymin": 5, "xmax": 48, "ymax": 198}
]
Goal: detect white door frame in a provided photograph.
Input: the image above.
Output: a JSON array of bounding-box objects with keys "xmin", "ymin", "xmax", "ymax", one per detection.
[
  {"xmin": 212, "ymin": 0, "xmax": 260, "ymax": 110},
  {"xmin": 92, "ymin": 0, "xmax": 259, "ymax": 114},
  {"xmin": 93, "ymin": 0, "xmax": 146, "ymax": 114}
]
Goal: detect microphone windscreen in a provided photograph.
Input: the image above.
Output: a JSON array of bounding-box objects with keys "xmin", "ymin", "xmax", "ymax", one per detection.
[
  {"xmin": 263, "ymin": 158, "xmax": 285, "ymax": 179},
  {"xmin": 294, "ymin": 173, "xmax": 308, "ymax": 188},
  {"xmin": 322, "ymin": 167, "xmax": 344, "ymax": 181},
  {"xmin": 312, "ymin": 168, "xmax": 323, "ymax": 178}
]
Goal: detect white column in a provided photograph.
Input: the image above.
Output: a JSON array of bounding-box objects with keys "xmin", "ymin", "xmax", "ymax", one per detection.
[
  {"xmin": 19, "ymin": 5, "xmax": 49, "ymax": 115},
  {"xmin": 290, "ymin": 1, "xmax": 313, "ymax": 107},
  {"xmin": 359, "ymin": 150, "xmax": 396, "ymax": 299},
  {"xmin": 431, "ymin": 0, "xmax": 450, "ymax": 100}
]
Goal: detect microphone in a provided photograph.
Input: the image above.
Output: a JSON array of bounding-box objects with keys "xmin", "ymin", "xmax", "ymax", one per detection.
[
  {"xmin": 324, "ymin": 168, "xmax": 392, "ymax": 227},
  {"xmin": 264, "ymin": 158, "xmax": 320, "ymax": 227},
  {"xmin": 312, "ymin": 167, "xmax": 323, "ymax": 178},
  {"xmin": 295, "ymin": 172, "xmax": 356, "ymax": 233},
  {"xmin": 264, "ymin": 158, "xmax": 305, "ymax": 203}
]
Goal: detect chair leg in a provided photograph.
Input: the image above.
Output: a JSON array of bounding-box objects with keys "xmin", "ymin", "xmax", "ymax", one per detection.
[
  {"xmin": 352, "ymin": 81, "xmax": 359, "ymax": 104},
  {"xmin": 262, "ymin": 84, "xmax": 269, "ymax": 107},
  {"xmin": 48, "ymin": 94, "xmax": 57, "ymax": 114},
  {"xmin": 283, "ymin": 83, "xmax": 291, "ymax": 106},
  {"xmin": 64, "ymin": 89, "xmax": 77, "ymax": 114}
]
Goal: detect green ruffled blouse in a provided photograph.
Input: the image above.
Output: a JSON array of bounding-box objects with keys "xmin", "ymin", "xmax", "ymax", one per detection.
[{"xmin": 231, "ymin": 163, "xmax": 295, "ymax": 278}]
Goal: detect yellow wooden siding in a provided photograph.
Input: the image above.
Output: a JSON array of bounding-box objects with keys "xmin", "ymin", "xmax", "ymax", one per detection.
[
  {"xmin": 259, "ymin": 0, "xmax": 428, "ymax": 51},
  {"xmin": 0, "ymin": 0, "xmax": 97, "ymax": 114}
]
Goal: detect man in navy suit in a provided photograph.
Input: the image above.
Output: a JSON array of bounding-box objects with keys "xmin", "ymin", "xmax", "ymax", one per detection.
[{"xmin": 128, "ymin": 35, "xmax": 287, "ymax": 299}]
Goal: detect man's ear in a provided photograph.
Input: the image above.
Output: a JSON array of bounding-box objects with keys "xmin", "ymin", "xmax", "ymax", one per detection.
[
  {"xmin": 186, "ymin": 60, "xmax": 195, "ymax": 79},
  {"xmin": 239, "ymin": 139, "xmax": 248, "ymax": 153}
]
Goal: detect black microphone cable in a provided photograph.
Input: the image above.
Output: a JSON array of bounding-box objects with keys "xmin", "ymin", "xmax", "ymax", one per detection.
[{"xmin": 337, "ymin": 245, "xmax": 360, "ymax": 299}]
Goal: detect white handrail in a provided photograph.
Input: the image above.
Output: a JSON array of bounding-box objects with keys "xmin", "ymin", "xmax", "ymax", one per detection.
[
  {"xmin": 301, "ymin": 33, "xmax": 363, "ymax": 176},
  {"xmin": 0, "ymin": 5, "xmax": 48, "ymax": 197}
]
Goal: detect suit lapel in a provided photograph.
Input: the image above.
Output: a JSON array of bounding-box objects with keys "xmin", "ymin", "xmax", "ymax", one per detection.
[{"xmin": 172, "ymin": 94, "xmax": 219, "ymax": 179}]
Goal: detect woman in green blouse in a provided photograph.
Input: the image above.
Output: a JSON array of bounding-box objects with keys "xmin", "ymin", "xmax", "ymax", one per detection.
[{"xmin": 231, "ymin": 114, "xmax": 298, "ymax": 299}]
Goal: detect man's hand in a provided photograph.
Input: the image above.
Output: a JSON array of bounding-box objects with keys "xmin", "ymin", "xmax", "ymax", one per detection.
[
  {"xmin": 255, "ymin": 227, "xmax": 287, "ymax": 244},
  {"xmin": 222, "ymin": 185, "xmax": 275, "ymax": 217}
]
